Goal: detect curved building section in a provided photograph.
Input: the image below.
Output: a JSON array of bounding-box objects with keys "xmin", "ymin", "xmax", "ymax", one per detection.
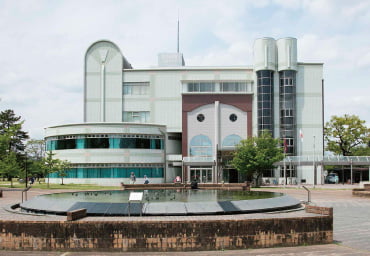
[
  {"xmin": 276, "ymin": 38, "xmax": 297, "ymax": 72},
  {"xmin": 254, "ymin": 38, "xmax": 276, "ymax": 135},
  {"xmin": 84, "ymin": 40, "xmax": 132, "ymax": 123},
  {"xmin": 45, "ymin": 123, "xmax": 166, "ymax": 185},
  {"xmin": 277, "ymin": 38, "xmax": 297, "ymax": 155}
]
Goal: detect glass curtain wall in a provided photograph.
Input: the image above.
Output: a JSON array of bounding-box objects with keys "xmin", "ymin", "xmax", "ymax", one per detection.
[
  {"xmin": 279, "ymin": 70, "xmax": 296, "ymax": 155},
  {"xmin": 257, "ymin": 70, "xmax": 274, "ymax": 135},
  {"xmin": 48, "ymin": 167, "xmax": 164, "ymax": 179},
  {"xmin": 46, "ymin": 136, "xmax": 164, "ymax": 150}
]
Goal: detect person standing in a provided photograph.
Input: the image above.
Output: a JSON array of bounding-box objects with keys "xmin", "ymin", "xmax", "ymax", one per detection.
[
  {"xmin": 144, "ymin": 175, "xmax": 150, "ymax": 184},
  {"xmin": 130, "ymin": 172, "xmax": 136, "ymax": 184}
]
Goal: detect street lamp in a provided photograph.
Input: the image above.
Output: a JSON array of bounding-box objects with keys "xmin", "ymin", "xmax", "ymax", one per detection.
[{"xmin": 25, "ymin": 152, "xmax": 28, "ymax": 188}]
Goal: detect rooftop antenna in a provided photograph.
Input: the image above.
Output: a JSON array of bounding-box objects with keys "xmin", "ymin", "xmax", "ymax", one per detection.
[{"xmin": 177, "ymin": 10, "xmax": 180, "ymax": 53}]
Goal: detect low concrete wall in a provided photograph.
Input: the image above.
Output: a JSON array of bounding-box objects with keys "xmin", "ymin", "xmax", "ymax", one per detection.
[
  {"xmin": 352, "ymin": 188, "xmax": 370, "ymax": 198},
  {"xmin": 0, "ymin": 214, "xmax": 332, "ymax": 252},
  {"xmin": 305, "ymin": 205, "xmax": 333, "ymax": 217}
]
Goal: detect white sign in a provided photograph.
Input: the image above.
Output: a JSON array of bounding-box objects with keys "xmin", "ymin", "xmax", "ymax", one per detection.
[
  {"xmin": 129, "ymin": 192, "xmax": 143, "ymax": 201},
  {"xmin": 324, "ymin": 170, "xmax": 328, "ymax": 176}
]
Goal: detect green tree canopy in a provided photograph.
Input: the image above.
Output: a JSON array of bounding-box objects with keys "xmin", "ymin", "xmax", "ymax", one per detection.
[
  {"xmin": 231, "ymin": 132, "xmax": 284, "ymax": 184},
  {"xmin": 25, "ymin": 140, "xmax": 46, "ymax": 179},
  {"xmin": 0, "ymin": 151, "xmax": 21, "ymax": 187},
  {"xmin": 42, "ymin": 151, "xmax": 71, "ymax": 187},
  {"xmin": 324, "ymin": 114, "xmax": 370, "ymax": 156},
  {"xmin": 0, "ymin": 109, "xmax": 29, "ymax": 153}
]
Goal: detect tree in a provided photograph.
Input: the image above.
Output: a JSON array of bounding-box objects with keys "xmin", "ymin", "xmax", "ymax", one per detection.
[
  {"xmin": 25, "ymin": 140, "xmax": 46, "ymax": 180},
  {"xmin": 42, "ymin": 151, "xmax": 71, "ymax": 187},
  {"xmin": 324, "ymin": 114, "xmax": 370, "ymax": 156},
  {"xmin": 0, "ymin": 151, "xmax": 21, "ymax": 187},
  {"xmin": 0, "ymin": 109, "xmax": 29, "ymax": 153},
  {"xmin": 351, "ymin": 146, "xmax": 370, "ymax": 156},
  {"xmin": 26, "ymin": 139, "xmax": 45, "ymax": 160},
  {"xmin": 0, "ymin": 124, "xmax": 22, "ymax": 182},
  {"xmin": 55, "ymin": 160, "xmax": 71, "ymax": 185},
  {"xmin": 42, "ymin": 151, "xmax": 59, "ymax": 188},
  {"xmin": 231, "ymin": 132, "xmax": 284, "ymax": 185}
]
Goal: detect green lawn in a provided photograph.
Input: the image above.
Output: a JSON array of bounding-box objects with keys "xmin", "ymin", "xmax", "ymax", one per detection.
[{"xmin": 0, "ymin": 180, "xmax": 120, "ymax": 190}]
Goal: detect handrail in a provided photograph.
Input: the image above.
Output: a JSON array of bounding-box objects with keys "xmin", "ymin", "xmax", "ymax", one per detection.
[
  {"xmin": 21, "ymin": 186, "xmax": 31, "ymax": 203},
  {"xmin": 302, "ymin": 186, "xmax": 311, "ymax": 203}
]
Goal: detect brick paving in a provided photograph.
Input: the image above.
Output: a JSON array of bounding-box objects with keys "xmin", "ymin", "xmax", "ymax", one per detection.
[{"xmin": 1, "ymin": 185, "xmax": 370, "ymax": 255}]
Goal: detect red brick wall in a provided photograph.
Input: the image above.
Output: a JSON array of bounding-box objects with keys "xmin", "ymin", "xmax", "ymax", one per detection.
[
  {"xmin": 0, "ymin": 215, "xmax": 333, "ymax": 252},
  {"xmin": 305, "ymin": 205, "xmax": 333, "ymax": 217}
]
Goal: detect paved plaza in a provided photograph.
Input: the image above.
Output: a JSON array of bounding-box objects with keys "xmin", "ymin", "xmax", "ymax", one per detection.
[{"xmin": 1, "ymin": 185, "xmax": 370, "ymax": 255}]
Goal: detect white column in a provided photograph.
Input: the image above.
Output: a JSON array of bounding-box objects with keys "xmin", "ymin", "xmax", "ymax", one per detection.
[
  {"xmin": 214, "ymin": 101, "xmax": 220, "ymax": 184},
  {"xmin": 214, "ymin": 101, "xmax": 220, "ymax": 159},
  {"xmin": 100, "ymin": 63, "xmax": 106, "ymax": 122}
]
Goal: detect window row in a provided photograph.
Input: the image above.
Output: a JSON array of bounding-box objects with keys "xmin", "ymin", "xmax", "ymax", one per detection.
[
  {"xmin": 46, "ymin": 138, "xmax": 164, "ymax": 151},
  {"xmin": 123, "ymin": 82, "xmax": 150, "ymax": 95},
  {"xmin": 186, "ymin": 81, "xmax": 251, "ymax": 93},
  {"xmin": 220, "ymin": 82, "xmax": 247, "ymax": 92},
  {"xmin": 123, "ymin": 111, "xmax": 150, "ymax": 123},
  {"xmin": 280, "ymin": 129, "xmax": 296, "ymax": 139},
  {"xmin": 48, "ymin": 167, "xmax": 164, "ymax": 179},
  {"xmin": 48, "ymin": 134, "xmax": 163, "ymax": 140},
  {"xmin": 188, "ymin": 82, "xmax": 215, "ymax": 92},
  {"xmin": 281, "ymin": 109, "xmax": 294, "ymax": 117},
  {"xmin": 279, "ymin": 78, "xmax": 295, "ymax": 86}
]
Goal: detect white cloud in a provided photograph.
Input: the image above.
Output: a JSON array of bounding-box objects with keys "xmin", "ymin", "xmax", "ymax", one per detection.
[{"xmin": 1, "ymin": 0, "xmax": 370, "ymax": 139}]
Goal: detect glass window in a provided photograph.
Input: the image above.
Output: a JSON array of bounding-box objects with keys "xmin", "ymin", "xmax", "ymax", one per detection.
[
  {"xmin": 197, "ymin": 114, "xmax": 205, "ymax": 122},
  {"xmin": 229, "ymin": 114, "xmax": 237, "ymax": 122},
  {"xmin": 187, "ymin": 82, "xmax": 215, "ymax": 92},
  {"xmin": 220, "ymin": 82, "xmax": 247, "ymax": 92},
  {"xmin": 190, "ymin": 134, "xmax": 212, "ymax": 156},
  {"xmin": 123, "ymin": 82, "xmax": 149, "ymax": 95},
  {"xmin": 123, "ymin": 111, "xmax": 150, "ymax": 123},
  {"xmin": 85, "ymin": 138, "xmax": 109, "ymax": 149},
  {"xmin": 200, "ymin": 82, "xmax": 215, "ymax": 92},
  {"xmin": 222, "ymin": 134, "xmax": 242, "ymax": 147}
]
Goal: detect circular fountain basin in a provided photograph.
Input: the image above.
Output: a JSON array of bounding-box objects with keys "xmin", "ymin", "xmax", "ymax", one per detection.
[{"xmin": 20, "ymin": 189, "xmax": 301, "ymax": 216}]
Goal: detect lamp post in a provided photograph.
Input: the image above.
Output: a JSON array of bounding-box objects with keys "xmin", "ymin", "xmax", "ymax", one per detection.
[
  {"xmin": 25, "ymin": 152, "xmax": 28, "ymax": 188},
  {"xmin": 313, "ymin": 135, "xmax": 316, "ymax": 186}
]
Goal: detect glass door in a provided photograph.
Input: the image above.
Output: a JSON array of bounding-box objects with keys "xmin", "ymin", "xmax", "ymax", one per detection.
[{"xmin": 190, "ymin": 167, "xmax": 212, "ymax": 183}]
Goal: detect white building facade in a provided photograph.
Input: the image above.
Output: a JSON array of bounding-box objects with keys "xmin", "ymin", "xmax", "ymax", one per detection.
[{"xmin": 45, "ymin": 37, "xmax": 324, "ymax": 185}]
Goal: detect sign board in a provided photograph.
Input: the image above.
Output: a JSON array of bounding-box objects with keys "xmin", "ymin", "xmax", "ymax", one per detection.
[
  {"xmin": 129, "ymin": 192, "xmax": 143, "ymax": 201},
  {"xmin": 323, "ymin": 170, "xmax": 328, "ymax": 177}
]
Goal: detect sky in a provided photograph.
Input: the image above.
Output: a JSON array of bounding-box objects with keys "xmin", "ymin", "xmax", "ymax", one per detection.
[{"xmin": 0, "ymin": 0, "xmax": 369, "ymax": 139}]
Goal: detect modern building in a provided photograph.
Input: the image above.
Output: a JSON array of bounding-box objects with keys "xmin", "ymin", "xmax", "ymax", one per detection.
[{"xmin": 46, "ymin": 37, "xmax": 324, "ymax": 186}]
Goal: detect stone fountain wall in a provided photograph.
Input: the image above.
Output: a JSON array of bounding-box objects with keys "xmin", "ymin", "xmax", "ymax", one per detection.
[{"xmin": 0, "ymin": 206, "xmax": 332, "ymax": 252}]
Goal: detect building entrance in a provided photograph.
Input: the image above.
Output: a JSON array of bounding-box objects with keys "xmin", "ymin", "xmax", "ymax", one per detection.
[
  {"xmin": 190, "ymin": 167, "xmax": 212, "ymax": 183},
  {"xmin": 222, "ymin": 168, "xmax": 239, "ymax": 183}
]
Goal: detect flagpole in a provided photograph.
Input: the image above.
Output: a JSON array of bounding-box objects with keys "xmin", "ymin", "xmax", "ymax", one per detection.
[{"xmin": 299, "ymin": 129, "xmax": 303, "ymax": 187}]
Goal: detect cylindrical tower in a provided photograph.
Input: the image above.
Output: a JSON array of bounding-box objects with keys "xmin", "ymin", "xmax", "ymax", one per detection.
[
  {"xmin": 254, "ymin": 38, "xmax": 276, "ymax": 136},
  {"xmin": 277, "ymin": 38, "xmax": 297, "ymax": 155}
]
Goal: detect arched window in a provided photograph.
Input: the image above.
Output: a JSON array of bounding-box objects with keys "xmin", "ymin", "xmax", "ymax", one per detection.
[
  {"xmin": 222, "ymin": 134, "xmax": 242, "ymax": 148},
  {"xmin": 189, "ymin": 135, "xmax": 212, "ymax": 156}
]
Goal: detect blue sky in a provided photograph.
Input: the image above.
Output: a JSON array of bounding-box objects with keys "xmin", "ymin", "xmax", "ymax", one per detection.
[{"xmin": 0, "ymin": 0, "xmax": 369, "ymax": 139}]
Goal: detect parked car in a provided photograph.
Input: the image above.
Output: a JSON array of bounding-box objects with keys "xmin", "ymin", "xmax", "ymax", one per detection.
[{"xmin": 326, "ymin": 173, "xmax": 339, "ymax": 184}]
